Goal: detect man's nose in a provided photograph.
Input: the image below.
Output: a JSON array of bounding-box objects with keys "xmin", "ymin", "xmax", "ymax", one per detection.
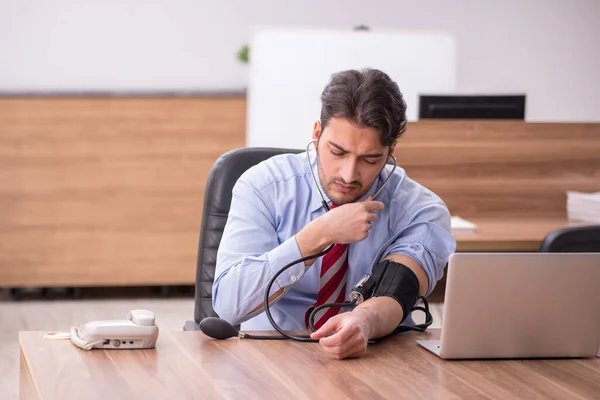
[{"xmin": 340, "ymin": 159, "xmax": 359, "ymax": 184}]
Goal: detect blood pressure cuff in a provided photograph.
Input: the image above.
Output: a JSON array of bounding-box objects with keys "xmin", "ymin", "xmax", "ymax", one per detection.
[{"xmin": 370, "ymin": 259, "xmax": 420, "ymax": 323}]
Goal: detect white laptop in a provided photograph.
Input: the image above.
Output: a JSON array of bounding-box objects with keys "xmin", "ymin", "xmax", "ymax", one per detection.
[{"xmin": 417, "ymin": 252, "xmax": 600, "ymax": 359}]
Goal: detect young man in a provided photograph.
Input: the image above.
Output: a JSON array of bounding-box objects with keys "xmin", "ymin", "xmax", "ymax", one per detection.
[{"xmin": 213, "ymin": 68, "xmax": 456, "ymax": 359}]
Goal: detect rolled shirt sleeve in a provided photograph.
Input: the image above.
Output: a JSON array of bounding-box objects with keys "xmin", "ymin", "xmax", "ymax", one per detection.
[{"xmin": 380, "ymin": 202, "xmax": 456, "ymax": 296}]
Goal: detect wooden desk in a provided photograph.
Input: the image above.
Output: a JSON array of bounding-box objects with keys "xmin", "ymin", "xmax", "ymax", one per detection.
[
  {"xmin": 454, "ymin": 217, "xmax": 594, "ymax": 252},
  {"xmin": 20, "ymin": 330, "xmax": 600, "ymax": 400}
]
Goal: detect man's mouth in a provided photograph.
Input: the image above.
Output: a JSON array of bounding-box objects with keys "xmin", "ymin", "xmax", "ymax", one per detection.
[{"xmin": 334, "ymin": 182, "xmax": 358, "ymax": 194}]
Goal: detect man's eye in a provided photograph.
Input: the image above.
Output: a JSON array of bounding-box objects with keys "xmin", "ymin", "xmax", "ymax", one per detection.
[
  {"xmin": 363, "ymin": 159, "xmax": 378, "ymax": 165},
  {"xmin": 331, "ymin": 151, "xmax": 344, "ymax": 157}
]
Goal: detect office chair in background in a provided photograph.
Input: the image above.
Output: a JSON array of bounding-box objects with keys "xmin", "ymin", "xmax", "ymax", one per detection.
[
  {"xmin": 539, "ymin": 225, "xmax": 600, "ymax": 252},
  {"xmin": 184, "ymin": 147, "xmax": 301, "ymax": 331}
]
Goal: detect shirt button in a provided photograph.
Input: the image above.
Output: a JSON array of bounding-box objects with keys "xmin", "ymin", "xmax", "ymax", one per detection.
[{"xmin": 290, "ymin": 275, "xmax": 297, "ymax": 283}]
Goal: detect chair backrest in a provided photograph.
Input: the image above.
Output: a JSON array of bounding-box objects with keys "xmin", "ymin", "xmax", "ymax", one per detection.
[
  {"xmin": 539, "ymin": 225, "xmax": 600, "ymax": 252},
  {"xmin": 193, "ymin": 147, "xmax": 302, "ymax": 324}
]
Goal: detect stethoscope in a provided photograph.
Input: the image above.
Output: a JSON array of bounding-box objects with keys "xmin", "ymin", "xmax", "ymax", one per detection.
[
  {"xmin": 199, "ymin": 140, "xmax": 405, "ymax": 341},
  {"xmin": 305, "ymin": 139, "xmax": 398, "ymax": 210}
]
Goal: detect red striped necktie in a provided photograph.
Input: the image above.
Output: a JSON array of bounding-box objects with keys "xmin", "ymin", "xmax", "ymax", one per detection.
[{"xmin": 305, "ymin": 203, "xmax": 349, "ymax": 330}]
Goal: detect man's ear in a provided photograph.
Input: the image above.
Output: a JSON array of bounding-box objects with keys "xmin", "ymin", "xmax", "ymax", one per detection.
[{"xmin": 312, "ymin": 121, "xmax": 322, "ymax": 143}]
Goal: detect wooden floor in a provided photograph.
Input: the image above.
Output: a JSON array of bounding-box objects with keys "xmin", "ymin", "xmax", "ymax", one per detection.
[{"xmin": 0, "ymin": 294, "xmax": 442, "ymax": 400}]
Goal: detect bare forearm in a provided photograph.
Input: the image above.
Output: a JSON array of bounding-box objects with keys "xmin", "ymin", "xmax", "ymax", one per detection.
[{"xmin": 351, "ymin": 296, "xmax": 404, "ymax": 340}]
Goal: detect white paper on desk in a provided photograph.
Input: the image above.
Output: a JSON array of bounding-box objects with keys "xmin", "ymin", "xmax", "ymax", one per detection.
[
  {"xmin": 450, "ymin": 216, "xmax": 477, "ymax": 233},
  {"xmin": 567, "ymin": 191, "xmax": 600, "ymax": 223}
]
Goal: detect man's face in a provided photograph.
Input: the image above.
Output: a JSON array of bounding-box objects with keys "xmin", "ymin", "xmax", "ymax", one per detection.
[{"xmin": 312, "ymin": 117, "xmax": 396, "ymax": 205}]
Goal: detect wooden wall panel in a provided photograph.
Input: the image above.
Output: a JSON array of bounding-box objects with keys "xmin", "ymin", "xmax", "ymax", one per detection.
[
  {"xmin": 399, "ymin": 121, "xmax": 600, "ymax": 218},
  {"xmin": 1, "ymin": 97, "xmax": 599, "ymax": 288},
  {"xmin": 0, "ymin": 97, "xmax": 246, "ymax": 287}
]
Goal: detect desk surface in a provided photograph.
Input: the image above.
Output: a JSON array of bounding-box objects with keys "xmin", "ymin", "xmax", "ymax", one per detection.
[
  {"xmin": 454, "ymin": 217, "xmax": 594, "ymax": 252},
  {"xmin": 20, "ymin": 329, "xmax": 600, "ymax": 400}
]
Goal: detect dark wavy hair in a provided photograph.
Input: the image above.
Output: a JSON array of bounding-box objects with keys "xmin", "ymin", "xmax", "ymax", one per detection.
[{"xmin": 320, "ymin": 68, "xmax": 408, "ymax": 146}]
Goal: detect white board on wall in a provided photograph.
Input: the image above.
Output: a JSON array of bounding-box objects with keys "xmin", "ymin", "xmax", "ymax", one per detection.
[{"xmin": 246, "ymin": 29, "xmax": 456, "ymax": 149}]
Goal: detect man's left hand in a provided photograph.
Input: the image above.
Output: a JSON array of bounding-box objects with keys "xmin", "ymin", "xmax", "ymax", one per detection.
[{"xmin": 309, "ymin": 312, "xmax": 371, "ymax": 359}]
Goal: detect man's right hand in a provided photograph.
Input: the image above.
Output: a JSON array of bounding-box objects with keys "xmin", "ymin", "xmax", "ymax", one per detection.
[
  {"xmin": 295, "ymin": 197, "xmax": 384, "ymax": 265},
  {"xmin": 320, "ymin": 196, "xmax": 384, "ymax": 244}
]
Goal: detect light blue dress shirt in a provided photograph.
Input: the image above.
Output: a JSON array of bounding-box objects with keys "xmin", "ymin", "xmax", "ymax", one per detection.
[{"xmin": 213, "ymin": 151, "xmax": 456, "ymax": 331}]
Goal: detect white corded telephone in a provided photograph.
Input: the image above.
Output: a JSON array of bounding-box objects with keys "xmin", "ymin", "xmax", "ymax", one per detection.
[{"xmin": 44, "ymin": 309, "xmax": 159, "ymax": 350}]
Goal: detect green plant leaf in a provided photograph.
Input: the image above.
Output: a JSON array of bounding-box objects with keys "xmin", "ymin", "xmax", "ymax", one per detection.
[{"xmin": 237, "ymin": 45, "xmax": 249, "ymax": 64}]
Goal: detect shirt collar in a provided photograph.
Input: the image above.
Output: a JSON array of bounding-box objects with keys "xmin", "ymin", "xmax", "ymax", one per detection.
[{"xmin": 306, "ymin": 151, "xmax": 382, "ymax": 213}]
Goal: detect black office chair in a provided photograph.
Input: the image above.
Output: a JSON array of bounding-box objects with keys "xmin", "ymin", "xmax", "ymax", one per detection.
[
  {"xmin": 183, "ymin": 147, "xmax": 302, "ymax": 331},
  {"xmin": 539, "ymin": 225, "xmax": 600, "ymax": 252}
]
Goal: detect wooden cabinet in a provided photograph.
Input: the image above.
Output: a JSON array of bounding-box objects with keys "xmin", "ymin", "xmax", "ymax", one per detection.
[{"xmin": 1, "ymin": 97, "xmax": 599, "ymax": 288}]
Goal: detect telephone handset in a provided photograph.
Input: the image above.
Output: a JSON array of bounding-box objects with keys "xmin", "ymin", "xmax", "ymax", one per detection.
[{"xmin": 44, "ymin": 309, "xmax": 159, "ymax": 350}]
